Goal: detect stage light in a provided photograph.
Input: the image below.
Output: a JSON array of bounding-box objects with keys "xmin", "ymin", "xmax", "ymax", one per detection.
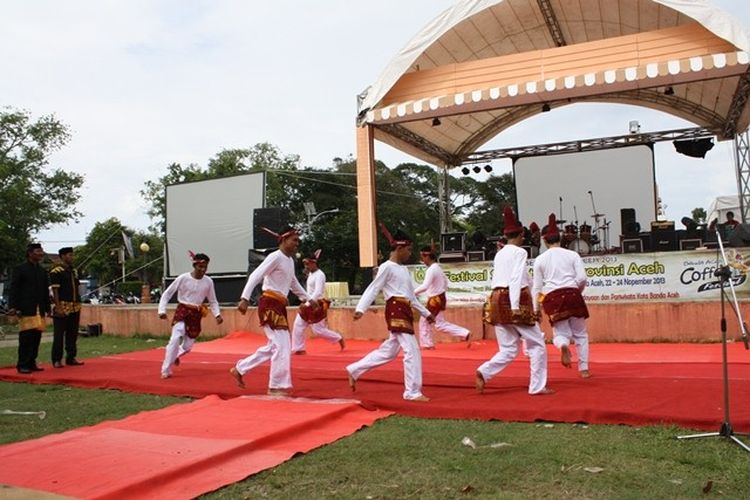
[
  {"xmin": 541, "ymin": 103, "xmax": 551, "ymax": 112},
  {"xmin": 484, "ymin": 164, "xmax": 492, "ymax": 173},
  {"xmin": 472, "ymin": 165, "xmax": 481, "ymax": 174},
  {"xmin": 673, "ymin": 137, "xmax": 714, "ymax": 158},
  {"xmin": 461, "ymin": 167, "xmax": 470, "ymax": 175},
  {"xmin": 432, "ymin": 117, "xmax": 441, "ymax": 127},
  {"xmin": 629, "ymin": 120, "xmax": 640, "ymax": 134},
  {"xmin": 664, "ymin": 86, "xmax": 675, "ymax": 95}
]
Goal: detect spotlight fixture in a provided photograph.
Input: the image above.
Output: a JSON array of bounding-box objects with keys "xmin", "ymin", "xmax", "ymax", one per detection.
[
  {"xmin": 472, "ymin": 165, "xmax": 481, "ymax": 174},
  {"xmin": 461, "ymin": 167, "xmax": 470, "ymax": 175},
  {"xmin": 432, "ymin": 117, "xmax": 441, "ymax": 126},
  {"xmin": 484, "ymin": 164, "xmax": 492, "ymax": 173},
  {"xmin": 541, "ymin": 103, "xmax": 551, "ymax": 112},
  {"xmin": 664, "ymin": 86, "xmax": 675, "ymax": 96},
  {"xmin": 628, "ymin": 120, "xmax": 640, "ymax": 134}
]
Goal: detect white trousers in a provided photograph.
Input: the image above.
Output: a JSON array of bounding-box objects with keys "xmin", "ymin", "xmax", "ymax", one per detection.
[
  {"xmin": 235, "ymin": 326, "xmax": 292, "ymax": 390},
  {"xmin": 477, "ymin": 324, "xmax": 548, "ymax": 394},
  {"xmin": 551, "ymin": 316, "xmax": 589, "ymax": 371},
  {"xmin": 346, "ymin": 332, "xmax": 424, "ymax": 400},
  {"xmin": 418, "ymin": 311, "xmax": 469, "ymax": 348},
  {"xmin": 161, "ymin": 322, "xmax": 196, "ymax": 376},
  {"xmin": 291, "ymin": 314, "xmax": 343, "ymax": 352}
]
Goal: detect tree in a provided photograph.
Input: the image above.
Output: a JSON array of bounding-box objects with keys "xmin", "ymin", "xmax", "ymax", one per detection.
[
  {"xmin": 0, "ymin": 107, "xmax": 83, "ymax": 274},
  {"xmin": 691, "ymin": 207, "xmax": 707, "ymax": 224},
  {"xmin": 142, "ymin": 143, "xmax": 303, "ymax": 235}
]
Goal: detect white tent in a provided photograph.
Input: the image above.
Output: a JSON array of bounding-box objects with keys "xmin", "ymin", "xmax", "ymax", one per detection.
[{"xmin": 707, "ymin": 195, "xmax": 740, "ymax": 225}]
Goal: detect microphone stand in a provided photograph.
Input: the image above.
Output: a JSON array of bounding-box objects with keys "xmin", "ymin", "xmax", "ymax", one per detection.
[{"xmin": 677, "ymin": 229, "xmax": 750, "ymax": 452}]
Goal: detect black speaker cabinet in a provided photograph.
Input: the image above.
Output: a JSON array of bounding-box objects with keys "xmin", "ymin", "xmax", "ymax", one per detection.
[
  {"xmin": 622, "ymin": 238, "xmax": 643, "ymax": 253},
  {"xmin": 441, "ymin": 232, "xmax": 466, "ymax": 253},
  {"xmin": 253, "ymin": 207, "xmax": 290, "ymax": 249},
  {"xmin": 650, "ymin": 220, "xmax": 677, "ymax": 252},
  {"xmin": 620, "ymin": 208, "xmax": 639, "ymax": 237},
  {"xmin": 467, "ymin": 250, "xmax": 486, "ymax": 262}
]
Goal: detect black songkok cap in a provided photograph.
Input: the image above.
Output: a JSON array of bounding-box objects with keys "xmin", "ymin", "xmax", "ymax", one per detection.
[{"xmin": 58, "ymin": 247, "xmax": 74, "ymax": 256}]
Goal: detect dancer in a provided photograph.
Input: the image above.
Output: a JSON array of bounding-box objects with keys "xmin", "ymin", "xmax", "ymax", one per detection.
[
  {"xmin": 533, "ymin": 213, "xmax": 591, "ymax": 377},
  {"xmin": 231, "ymin": 226, "xmax": 313, "ymax": 395},
  {"xmin": 476, "ymin": 207, "xmax": 553, "ymax": 395},
  {"xmin": 158, "ymin": 252, "xmax": 222, "ymax": 379},
  {"xmin": 413, "ymin": 245, "xmax": 470, "ymax": 349},
  {"xmin": 346, "ymin": 225, "xmax": 435, "ymax": 401},
  {"xmin": 291, "ymin": 249, "xmax": 345, "ymax": 354}
]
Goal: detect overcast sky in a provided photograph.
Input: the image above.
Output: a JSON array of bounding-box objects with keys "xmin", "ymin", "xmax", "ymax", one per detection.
[{"xmin": 1, "ymin": 0, "xmax": 747, "ymax": 248}]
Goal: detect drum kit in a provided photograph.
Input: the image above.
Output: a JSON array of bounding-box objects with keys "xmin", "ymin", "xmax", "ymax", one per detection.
[{"xmin": 556, "ymin": 191, "xmax": 611, "ymax": 255}]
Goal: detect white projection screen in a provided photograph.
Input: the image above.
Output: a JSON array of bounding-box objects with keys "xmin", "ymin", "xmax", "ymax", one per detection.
[
  {"xmin": 166, "ymin": 172, "xmax": 265, "ymax": 276},
  {"xmin": 514, "ymin": 145, "xmax": 656, "ymax": 245}
]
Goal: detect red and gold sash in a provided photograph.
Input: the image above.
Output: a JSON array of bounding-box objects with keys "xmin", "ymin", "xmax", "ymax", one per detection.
[
  {"xmin": 173, "ymin": 303, "xmax": 208, "ymax": 339},
  {"xmin": 258, "ymin": 290, "xmax": 289, "ymax": 330},
  {"xmin": 426, "ymin": 292, "xmax": 446, "ymax": 317},
  {"xmin": 488, "ymin": 287, "xmax": 537, "ymax": 326},
  {"xmin": 385, "ymin": 296, "xmax": 415, "ymax": 334},
  {"xmin": 299, "ymin": 298, "xmax": 330, "ymax": 324},
  {"xmin": 540, "ymin": 287, "xmax": 589, "ymax": 324}
]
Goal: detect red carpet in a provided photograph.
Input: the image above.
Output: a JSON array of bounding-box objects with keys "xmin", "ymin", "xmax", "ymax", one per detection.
[
  {"xmin": 1, "ymin": 331, "xmax": 749, "ymax": 431},
  {"xmin": 0, "ymin": 395, "xmax": 392, "ymax": 499}
]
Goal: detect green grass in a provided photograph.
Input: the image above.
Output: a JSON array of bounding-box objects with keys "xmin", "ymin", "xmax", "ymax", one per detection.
[{"xmin": 0, "ymin": 336, "xmax": 748, "ymax": 498}]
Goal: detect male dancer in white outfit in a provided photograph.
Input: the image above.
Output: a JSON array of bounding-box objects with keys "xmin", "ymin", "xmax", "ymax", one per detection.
[
  {"xmin": 532, "ymin": 213, "xmax": 591, "ymax": 378},
  {"xmin": 414, "ymin": 246, "xmax": 470, "ymax": 349},
  {"xmin": 230, "ymin": 227, "xmax": 313, "ymax": 396},
  {"xmin": 158, "ymin": 253, "xmax": 223, "ymax": 379},
  {"xmin": 347, "ymin": 225, "xmax": 435, "ymax": 402},
  {"xmin": 476, "ymin": 207, "xmax": 554, "ymax": 395},
  {"xmin": 291, "ymin": 249, "xmax": 345, "ymax": 354}
]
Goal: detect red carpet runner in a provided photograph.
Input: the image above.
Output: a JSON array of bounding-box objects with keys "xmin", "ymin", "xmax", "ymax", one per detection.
[
  {"xmin": 0, "ymin": 395, "xmax": 392, "ymax": 499},
  {"xmin": 1, "ymin": 331, "xmax": 749, "ymax": 431}
]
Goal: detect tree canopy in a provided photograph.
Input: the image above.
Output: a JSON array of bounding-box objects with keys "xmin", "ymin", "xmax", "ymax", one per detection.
[
  {"xmin": 0, "ymin": 107, "xmax": 84, "ymax": 274},
  {"xmin": 142, "ymin": 143, "xmax": 516, "ymax": 291}
]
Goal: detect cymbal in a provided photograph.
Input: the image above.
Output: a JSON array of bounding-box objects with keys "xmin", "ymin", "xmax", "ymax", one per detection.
[
  {"xmin": 591, "ymin": 213, "xmax": 605, "ymax": 218},
  {"xmin": 556, "ymin": 219, "xmax": 567, "ymax": 225}
]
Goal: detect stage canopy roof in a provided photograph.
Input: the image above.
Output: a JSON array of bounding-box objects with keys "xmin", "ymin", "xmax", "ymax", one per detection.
[{"xmin": 356, "ymin": 0, "xmax": 750, "ymax": 167}]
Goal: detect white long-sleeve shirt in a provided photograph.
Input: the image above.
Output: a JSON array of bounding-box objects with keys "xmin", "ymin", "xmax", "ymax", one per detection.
[
  {"xmin": 414, "ymin": 262, "xmax": 448, "ymax": 297},
  {"xmin": 240, "ymin": 249, "xmax": 308, "ymax": 302},
  {"xmin": 356, "ymin": 260, "xmax": 431, "ymax": 318},
  {"xmin": 532, "ymin": 246, "xmax": 587, "ymax": 297},
  {"xmin": 158, "ymin": 272, "xmax": 221, "ymax": 318},
  {"xmin": 490, "ymin": 244, "xmax": 531, "ymax": 310},
  {"xmin": 306, "ymin": 269, "xmax": 327, "ymax": 300}
]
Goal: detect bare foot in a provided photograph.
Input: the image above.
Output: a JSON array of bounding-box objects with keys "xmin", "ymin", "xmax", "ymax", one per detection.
[
  {"xmin": 560, "ymin": 345, "xmax": 572, "ymax": 368},
  {"xmin": 532, "ymin": 387, "xmax": 556, "ymax": 395},
  {"xmin": 347, "ymin": 371, "xmax": 356, "ymax": 392},
  {"xmin": 338, "ymin": 338, "xmax": 346, "ymax": 351},
  {"xmin": 229, "ymin": 367, "xmax": 245, "ymax": 388},
  {"xmin": 409, "ymin": 395, "xmax": 430, "ymax": 402},
  {"xmin": 160, "ymin": 373, "xmax": 171, "ymax": 379},
  {"xmin": 580, "ymin": 370, "xmax": 591, "ymax": 378},
  {"xmin": 267, "ymin": 388, "xmax": 290, "ymax": 396},
  {"xmin": 475, "ymin": 371, "xmax": 485, "ymax": 394},
  {"xmin": 293, "ymin": 350, "xmax": 307, "ymax": 355}
]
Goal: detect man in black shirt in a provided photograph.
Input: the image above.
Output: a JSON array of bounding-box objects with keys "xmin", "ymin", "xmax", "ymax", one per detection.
[
  {"xmin": 50, "ymin": 247, "xmax": 84, "ymax": 367},
  {"xmin": 8, "ymin": 243, "xmax": 50, "ymax": 374}
]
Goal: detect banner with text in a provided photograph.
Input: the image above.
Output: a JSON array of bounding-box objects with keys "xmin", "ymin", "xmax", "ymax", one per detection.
[{"xmin": 408, "ymin": 248, "xmax": 750, "ymax": 304}]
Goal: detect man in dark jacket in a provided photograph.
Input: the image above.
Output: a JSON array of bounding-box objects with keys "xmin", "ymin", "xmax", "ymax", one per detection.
[
  {"xmin": 9, "ymin": 243, "xmax": 51, "ymax": 373},
  {"xmin": 50, "ymin": 247, "xmax": 84, "ymax": 367}
]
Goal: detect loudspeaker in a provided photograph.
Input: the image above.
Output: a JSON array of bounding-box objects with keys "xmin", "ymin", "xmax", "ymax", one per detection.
[
  {"xmin": 728, "ymin": 223, "xmax": 750, "ymax": 247},
  {"xmin": 622, "ymin": 238, "xmax": 643, "ymax": 253},
  {"xmin": 467, "ymin": 250, "xmax": 486, "ymax": 262},
  {"xmin": 438, "ymin": 252, "xmax": 466, "ymax": 263},
  {"xmin": 85, "ymin": 323, "xmax": 102, "ymax": 337},
  {"xmin": 650, "ymin": 220, "xmax": 677, "ymax": 252},
  {"xmin": 441, "ymin": 232, "xmax": 466, "ymax": 253},
  {"xmin": 620, "ymin": 208, "xmax": 639, "ymax": 237},
  {"xmin": 253, "ymin": 207, "xmax": 290, "ymax": 249}
]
